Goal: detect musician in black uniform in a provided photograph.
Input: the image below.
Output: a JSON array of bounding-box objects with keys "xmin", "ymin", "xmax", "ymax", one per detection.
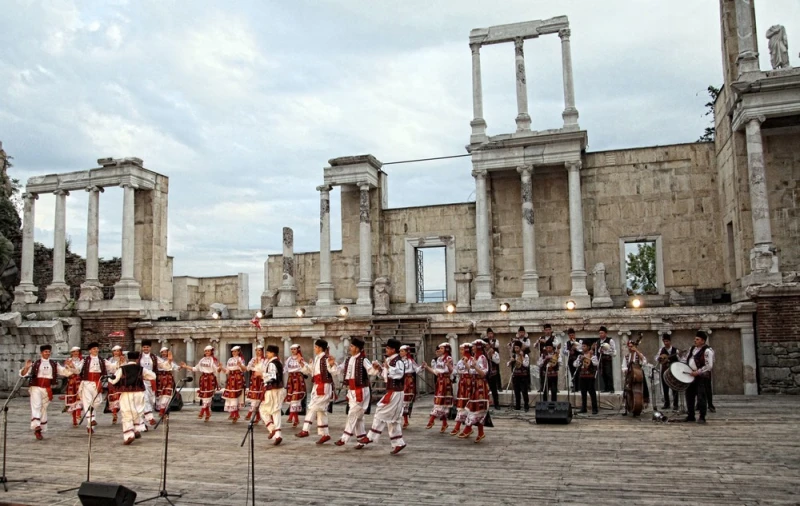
[
  {"xmin": 654, "ymin": 334, "xmax": 679, "ymax": 410},
  {"xmin": 536, "ymin": 324, "xmax": 555, "ymax": 393},
  {"xmin": 596, "ymin": 326, "xmax": 616, "ymax": 393},
  {"xmin": 485, "ymin": 337, "xmax": 502, "ymax": 409},
  {"xmin": 573, "ymin": 342, "xmax": 599, "ymax": 414},
  {"xmin": 562, "ymin": 328, "xmax": 581, "ymax": 392},
  {"xmin": 684, "ymin": 331, "xmax": 714, "ymax": 424},
  {"xmin": 507, "ymin": 341, "xmax": 530, "ymax": 411}
]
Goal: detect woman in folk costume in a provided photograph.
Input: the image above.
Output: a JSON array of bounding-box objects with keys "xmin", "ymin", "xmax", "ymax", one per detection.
[
  {"xmin": 458, "ymin": 340, "xmax": 490, "ymax": 442},
  {"xmin": 105, "ymin": 345, "xmax": 125, "ymax": 424},
  {"xmin": 222, "ymin": 346, "xmax": 247, "ymax": 422},
  {"xmin": 422, "ymin": 342, "xmax": 454, "ymax": 432},
  {"xmin": 285, "ymin": 343, "xmax": 307, "ymax": 427},
  {"xmin": 245, "ymin": 345, "xmax": 267, "ymax": 422},
  {"xmin": 450, "ymin": 343, "xmax": 474, "ymax": 436},
  {"xmin": 156, "ymin": 346, "xmax": 179, "ymax": 417},
  {"xmin": 399, "ymin": 345, "xmax": 422, "ymax": 429},
  {"xmin": 180, "ymin": 345, "xmax": 221, "ymax": 422},
  {"xmin": 63, "ymin": 346, "xmax": 83, "ymax": 427}
]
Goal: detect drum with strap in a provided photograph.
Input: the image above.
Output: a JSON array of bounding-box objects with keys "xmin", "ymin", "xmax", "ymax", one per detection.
[{"xmin": 663, "ymin": 362, "xmax": 695, "ymax": 392}]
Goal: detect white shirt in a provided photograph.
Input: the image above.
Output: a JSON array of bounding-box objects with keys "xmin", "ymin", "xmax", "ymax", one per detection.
[
  {"xmin": 509, "ymin": 353, "xmax": 530, "ymax": 368},
  {"xmin": 224, "ymin": 356, "xmax": 245, "ymax": 373},
  {"xmin": 573, "ymin": 354, "xmax": 599, "ymax": 369},
  {"xmin": 285, "ymin": 355, "xmax": 303, "ymax": 373},
  {"xmin": 247, "ymin": 356, "xmax": 266, "ymax": 372},
  {"xmin": 80, "ymin": 356, "xmax": 103, "ymax": 374},
  {"xmin": 380, "ymin": 354, "xmax": 405, "ymax": 381},
  {"xmin": 157, "ymin": 356, "xmax": 179, "ymax": 372},
  {"xmin": 622, "ymin": 351, "xmax": 648, "ymax": 372},
  {"xmin": 469, "ymin": 354, "xmax": 489, "ymax": 376},
  {"xmin": 537, "ymin": 352, "xmax": 562, "ymax": 370},
  {"xmin": 105, "ymin": 356, "xmax": 124, "ymax": 375},
  {"xmin": 139, "ymin": 353, "xmax": 155, "ymax": 372},
  {"xmin": 301, "ymin": 352, "xmax": 326, "ymax": 377},
  {"xmin": 687, "ymin": 346, "xmax": 714, "ymax": 375},
  {"xmin": 431, "ymin": 356, "xmax": 453, "ymax": 375},
  {"xmin": 257, "ymin": 358, "xmax": 281, "ymax": 384},
  {"xmin": 191, "ymin": 356, "xmax": 219, "ymax": 374},
  {"xmin": 332, "ymin": 355, "xmax": 376, "ymax": 381},
  {"xmin": 21, "ymin": 358, "xmax": 69, "ymax": 379},
  {"xmin": 598, "ymin": 337, "xmax": 616, "ymax": 357}
]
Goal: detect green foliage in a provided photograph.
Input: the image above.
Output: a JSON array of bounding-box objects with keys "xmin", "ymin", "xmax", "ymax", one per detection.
[
  {"xmin": 698, "ymin": 85, "xmax": 721, "ymax": 142},
  {"xmin": 626, "ymin": 242, "xmax": 657, "ymax": 294}
]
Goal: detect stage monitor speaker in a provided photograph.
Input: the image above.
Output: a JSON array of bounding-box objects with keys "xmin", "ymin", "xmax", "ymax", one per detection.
[
  {"xmin": 78, "ymin": 481, "xmax": 137, "ymax": 506},
  {"xmin": 169, "ymin": 391, "xmax": 183, "ymax": 412},
  {"xmin": 210, "ymin": 392, "xmax": 226, "ymax": 412},
  {"xmin": 534, "ymin": 401, "xmax": 572, "ymax": 424}
]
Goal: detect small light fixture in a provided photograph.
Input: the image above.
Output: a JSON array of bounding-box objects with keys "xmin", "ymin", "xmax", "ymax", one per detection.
[
  {"xmin": 338, "ymin": 306, "xmax": 349, "ymax": 317},
  {"xmin": 565, "ymin": 300, "xmax": 577, "ymax": 310},
  {"xmin": 499, "ymin": 302, "xmax": 511, "ymax": 312},
  {"xmin": 295, "ymin": 308, "xmax": 306, "ymax": 318},
  {"xmin": 445, "ymin": 302, "xmax": 456, "ymax": 314},
  {"xmin": 211, "ymin": 310, "xmax": 222, "ymax": 320},
  {"xmin": 256, "ymin": 309, "xmax": 265, "ymax": 319},
  {"xmin": 631, "ymin": 297, "xmax": 642, "ymax": 309}
]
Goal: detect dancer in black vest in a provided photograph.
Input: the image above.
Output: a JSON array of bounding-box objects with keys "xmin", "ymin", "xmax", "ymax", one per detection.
[
  {"xmin": 259, "ymin": 345, "xmax": 287, "ymax": 445},
  {"xmin": 108, "ymin": 351, "xmax": 156, "ymax": 445},
  {"xmin": 330, "ymin": 337, "xmax": 379, "ymax": 446},
  {"xmin": 20, "ymin": 345, "xmax": 70, "ymax": 440},
  {"xmin": 684, "ymin": 331, "xmax": 714, "ymax": 424},
  {"xmin": 654, "ymin": 335, "xmax": 679, "ymax": 410},
  {"xmin": 508, "ymin": 341, "xmax": 530, "ymax": 411},
  {"xmin": 573, "ymin": 342, "xmax": 599, "ymax": 414}
]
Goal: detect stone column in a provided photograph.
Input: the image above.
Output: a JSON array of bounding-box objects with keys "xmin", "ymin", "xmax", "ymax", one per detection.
[
  {"xmin": 514, "ymin": 37, "xmax": 531, "ymax": 132},
  {"xmin": 14, "ymin": 192, "xmax": 39, "ymax": 303},
  {"xmin": 339, "ymin": 335, "xmax": 351, "ymax": 360},
  {"xmin": 356, "ymin": 183, "xmax": 373, "ymax": 306},
  {"xmin": 740, "ymin": 326, "xmax": 758, "ymax": 395},
  {"xmin": 183, "ymin": 336, "xmax": 195, "ymax": 374},
  {"xmin": 472, "ymin": 170, "xmax": 492, "ymax": 300},
  {"xmin": 114, "ymin": 183, "xmax": 142, "ymax": 301},
  {"xmin": 734, "ymin": 0, "xmax": 759, "ymax": 75},
  {"xmin": 559, "ymin": 28, "xmax": 579, "ymax": 128},
  {"xmin": 743, "ymin": 117, "xmax": 780, "ymax": 284},
  {"xmin": 281, "ymin": 336, "xmax": 293, "ymax": 359},
  {"xmin": 45, "ymin": 189, "xmax": 70, "ymax": 302},
  {"xmin": 278, "ymin": 227, "xmax": 297, "ymax": 307},
  {"xmin": 447, "ymin": 333, "xmax": 459, "ymax": 358},
  {"xmin": 80, "ymin": 186, "xmax": 104, "ymax": 301},
  {"xmin": 316, "ymin": 185, "xmax": 334, "ymax": 306},
  {"xmin": 470, "ymin": 42, "xmax": 487, "ymax": 142},
  {"xmin": 567, "ymin": 161, "xmax": 588, "ymax": 296},
  {"xmin": 518, "ymin": 165, "xmax": 539, "ymax": 298},
  {"xmin": 454, "ymin": 269, "xmax": 473, "ymax": 311}
]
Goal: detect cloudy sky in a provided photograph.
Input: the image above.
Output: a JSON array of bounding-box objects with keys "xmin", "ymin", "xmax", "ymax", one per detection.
[{"xmin": 1, "ymin": 0, "xmax": 798, "ymax": 308}]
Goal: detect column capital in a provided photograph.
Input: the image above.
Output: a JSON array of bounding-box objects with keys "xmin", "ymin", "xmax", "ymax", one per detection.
[
  {"xmin": 516, "ymin": 165, "xmax": 533, "ymax": 178},
  {"xmin": 53, "ymin": 189, "xmax": 69, "ymax": 197},
  {"xmin": 747, "ymin": 115, "xmax": 767, "ymax": 127},
  {"xmin": 357, "ymin": 182, "xmax": 371, "ymax": 192},
  {"xmin": 558, "ymin": 28, "xmax": 571, "ymax": 40},
  {"xmin": 514, "ymin": 37, "xmax": 524, "ymax": 55},
  {"xmin": 471, "ymin": 169, "xmax": 488, "ymax": 179},
  {"xmin": 566, "ymin": 160, "xmax": 582, "ymax": 172},
  {"xmin": 86, "ymin": 185, "xmax": 104, "ymax": 193},
  {"xmin": 470, "ymin": 42, "xmax": 481, "ymax": 55},
  {"xmin": 120, "ymin": 182, "xmax": 139, "ymax": 190},
  {"xmin": 316, "ymin": 184, "xmax": 332, "ymax": 194},
  {"xmin": 281, "ymin": 336, "xmax": 293, "ymax": 343},
  {"xmin": 22, "ymin": 192, "xmax": 38, "ymax": 201},
  {"xmin": 183, "ymin": 336, "xmax": 194, "ymax": 344}
]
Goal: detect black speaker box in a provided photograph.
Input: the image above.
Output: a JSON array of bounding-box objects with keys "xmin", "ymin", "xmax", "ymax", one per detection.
[
  {"xmin": 169, "ymin": 392, "xmax": 183, "ymax": 412},
  {"xmin": 78, "ymin": 481, "xmax": 136, "ymax": 506},
  {"xmin": 210, "ymin": 392, "xmax": 226, "ymax": 412},
  {"xmin": 534, "ymin": 401, "xmax": 573, "ymax": 424}
]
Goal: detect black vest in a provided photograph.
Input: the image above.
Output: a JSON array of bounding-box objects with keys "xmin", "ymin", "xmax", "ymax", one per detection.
[
  {"xmin": 80, "ymin": 356, "xmax": 107, "ymax": 379},
  {"xmin": 344, "ymin": 355, "xmax": 369, "ymax": 387},
  {"xmin": 385, "ymin": 356, "xmax": 404, "ymax": 391},
  {"xmin": 687, "ymin": 345, "xmax": 710, "ymax": 370},
  {"xmin": 117, "ymin": 364, "xmax": 145, "ymax": 392},
  {"xmin": 265, "ymin": 359, "xmax": 284, "ymax": 389},
  {"xmin": 29, "ymin": 359, "xmax": 59, "ymax": 386}
]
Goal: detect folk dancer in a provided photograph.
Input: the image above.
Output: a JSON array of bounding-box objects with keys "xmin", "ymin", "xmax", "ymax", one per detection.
[
  {"xmin": 222, "ymin": 346, "xmax": 247, "ymax": 423},
  {"xmin": 108, "ymin": 351, "xmax": 156, "ymax": 445},
  {"xmin": 245, "ymin": 345, "xmax": 267, "ymax": 422},
  {"xmin": 357, "ymin": 339, "xmax": 407, "ymax": 454},
  {"xmin": 19, "ymin": 344, "xmax": 71, "ymax": 440},
  {"xmin": 508, "ymin": 340, "xmax": 530, "ymax": 412},
  {"xmin": 562, "ymin": 328, "xmax": 581, "ymax": 392},
  {"xmin": 450, "ymin": 343, "xmax": 474, "ymax": 436},
  {"xmin": 573, "ymin": 342, "xmax": 599, "ymax": 414},
  {"xmin": 258, "ymin": 345, "xmax": 287, "ymax": 446},
  {"xmin": 63, "ymin": 346, "xmax": 83, "ymax": 427},
  {"xmin": 596, "ymin": 327, "xmax": 617, "ymax": 393},
  {"xmin": 654, "ymin": 334, "xmax": 679, "ymax": 411},
  {"xmin": 105, "ymin": 345, "xmax": 125, "ymax": 424},
  {"xmin": 459, "ymin": 340, "xmax": 490, "ymax": 442},
  {"xmin": 180, "ymin": 345, "xmax": 221, "ymax": 422},
  {"xmin": 330, "ymin": 337, "xmax": 378, "ymax": 446},
  {"xmin": 537, "ymin": 343, "xmax": 561, "ymax": 402},
  {"xmin": 422, "ymin": 342, "xmax": 454, "ymax": 432},
  {"xmin": 399, "ymin": 345, "xmax": 422, "ymax": 428},
  {"xmin": 156, "ymin": 347, "xmax": 179, "ymax": 417},
  {"xmin": 296, "ymin": 339, "xmax": 334, "ymax": 444},
  {"xmin": 485, "ymin": 337, "xmax": 502, "ymax": 409},
  {"xmin": 137, "ymin": 340, "xmax": 160, "ymax": 426},
  {"xmin": 285, "ymin": 344, "xmax": 306, "ymax": 427},
  {"xmin": 684, "ymin": 331, "xmax": 714, "ymax": 424},
  {"xmin": 66, "ymin": 342, "xmax": 107, "ymax": 434},
  {"xmin": 622, "ymin": 339, "xmax": 650, "ymax": 415}
]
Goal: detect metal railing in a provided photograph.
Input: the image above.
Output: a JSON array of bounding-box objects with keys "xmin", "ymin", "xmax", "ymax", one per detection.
[{"xmin": 419, "ymin": 289, "xmax": 446, "ymax": 303}]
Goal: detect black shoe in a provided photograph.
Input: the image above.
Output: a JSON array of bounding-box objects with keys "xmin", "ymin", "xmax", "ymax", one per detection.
[
  {"xmin": 697, "ymin": 419, "xmax": 706, "ymax": 424},
  {"xmin": 672, "ymin": 405, "xmax": 679, "ymax": 411},
  {"xmin": 592, "ymin": 410, "xmax": 598, "ymax": 415},
  {"xmin": 524, "ymin": 407, "xmax": 529, "ymax": 412},
  {"xmin": 514, "ymin": 406, "xmax": 520, "ymax": 411},
  {"xmin": 661, "ymin": 403, "xmax": 670, "ymax": 410},
  {"xmin": 708, "ymin": 406, "xmax": 716, "ymax": 413},
  {"xmin": 683, "ymin": 417, "xmax": 696, "ymax": 422},
  {"xmin": 578, "ymin": 409, "xmax": 587, "ymax": 413}
]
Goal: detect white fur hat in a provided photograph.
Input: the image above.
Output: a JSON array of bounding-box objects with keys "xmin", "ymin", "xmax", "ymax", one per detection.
[
  {"xmin": 70, "ymin": 346, "xmax": 81, "ymax": 352},
  {"xmin": 111, "ymin": 345, "xmax": 122, "ymax": 351},
  {"xmin": 204, "ymin": 345, "xmax": 214, "ymax": 351},
  {"xmin": 160, "ymin": 347, "xmax": 169, "ymax": 352},
  {"xmin": 231, "ymin": 346, "xmax": 241, "ymax": 351}
]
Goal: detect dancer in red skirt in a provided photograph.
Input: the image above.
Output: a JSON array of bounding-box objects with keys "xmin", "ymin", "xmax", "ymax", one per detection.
[
  {"xmin": 156, "ymin": 347, "xmax": 179, "ymax": 417},
  {"xmin": 63, "ymin": 346, "xmax": 83, "ymax": 427},
  {"xmin": 105, "ymin": 345, "xmax": 125, "ymax": 424},
  {"xmin": 459, "ymin": 340, "xmax": 490, "ymax": 442},
  {"xmin": 222, "ymin": 346, "xmax": 247, "ymax": 422},
  {"xmin": 422, "ymin": 342, "xmax": 454, "ymax": 432},
  {"xmin": 285, "ymin": 344, "xmax": 306, "ymax": 428},
  {"xmin": 450, "ymin": 343, "xmax": 474, "ymax": 436},
  {"xmin": 399, "ymin": 345, "xmax": 422, "ymax": 428},
  {"xmin": 245, "ymin": 345, "xmax": 267, "ymax": 422},
  {"xmin": 181, "ymin": 345, "xmax": 221, "ymax": 422}
]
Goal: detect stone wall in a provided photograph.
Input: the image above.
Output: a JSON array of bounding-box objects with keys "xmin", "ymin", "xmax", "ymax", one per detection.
[
  {"xmin": 756, "ymin": 294, "xmax": 800, "ymax": 394},
  {"xmin": 173, "ymin": 274, "xmax": 249, "ymax": 311},
  {"xmin": 32, "ymin": 242, "xmax": 121, "ymax": 302},
  {"xmin": 764, "ymin": 131, "xmax": 800, "ymax": 274},
  {"xmin": 80, "ymin": 316, "xmax": 135, "ymax": 352}
]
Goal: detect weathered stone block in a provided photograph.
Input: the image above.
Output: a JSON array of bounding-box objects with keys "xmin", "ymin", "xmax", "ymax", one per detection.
[
  {"xmin": 761, "ymin": 367, "xmax": 791, "ymax": 381},
  {"xmin": 0, "ymin": 313, "xmax": 22, "ymax": 328},
  {"xmin": 773, "ymin": 347, "xmax": 788, "ymax": 355}
]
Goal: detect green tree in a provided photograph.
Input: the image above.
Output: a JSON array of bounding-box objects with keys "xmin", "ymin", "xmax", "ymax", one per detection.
[
  {"xmin": 626, "ymin": 242, "xmax": 656, "ymax": 294},
  {"xmin": 698, "ymin": 85, "xmax": 721, "ymax": 142}
]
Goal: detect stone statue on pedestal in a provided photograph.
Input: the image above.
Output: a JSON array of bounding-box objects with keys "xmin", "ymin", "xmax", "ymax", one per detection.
[
  {"xmin": 767, "ymin": 25, "xmax": 790, "ymax": 70},
  {"xmin": 373, "ymin": 277, "xmax": 391, "ymax": 315},
  {"xmin": 591, "ymin": 262, "xmax": 613, "ymax": 308}
]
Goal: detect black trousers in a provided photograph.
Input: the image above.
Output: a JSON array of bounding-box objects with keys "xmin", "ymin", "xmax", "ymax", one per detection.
[
  {"xmin": 686, "ymin": 377, "xmax": 709, "ymax": 420},
  {"xmin": 579, "ymin": 377, "xmax": 598, "ymax": 413},
  {"xmin": 512, "ymin": 376, "xmax": 530, "ymax": 409},
  {"xmin": 542, "ymin": 376, "xmax": 558, "ymax": 402},
  {"xmin": 538, "ymin": 370, "xmax": 545, "ymax": 392},
  {"xmin": 568, "ymin": 364, "xmax": 578, "ymax": 391},
  {"xmin": 661, "ymin": 371, "xmax": 678, "ymax": 407},
  {"xmin": 600, "ymin": 358, "xmax": 614, "ymax": 392},
  {"xmin": 488, "ymin": 374, "xmax": 502, "ymax": 408}
]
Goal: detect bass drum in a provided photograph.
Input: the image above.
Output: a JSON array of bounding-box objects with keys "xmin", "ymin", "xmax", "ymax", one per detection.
[{"xmin": 663, "ymin": 362, "xmax": 695, "ymax": 392}]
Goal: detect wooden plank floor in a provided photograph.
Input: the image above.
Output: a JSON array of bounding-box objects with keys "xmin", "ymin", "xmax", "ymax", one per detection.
[{"xmin": 0, "ymin": 395, "xmax": 798, "ymax": 505}]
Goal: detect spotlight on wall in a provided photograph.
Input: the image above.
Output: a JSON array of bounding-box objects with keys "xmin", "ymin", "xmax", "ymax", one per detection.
[
  {"xmin": 338, "ymin": 306, "xmax": 349, "ymax": 317},
  {"xmin": 499, "ymin": 302, "xmax": 511, "ymax": 312},
  {"xmin": 445, "ymin": 303, "xmax": 456, "ymax": 314},
  {"xmin": 295, "ymin": 308, "xmax": 306, "ymax": 318},
  {"xmin": 565, "ymin": 300, "xmax": 577, "ymax": 311},
  {"xmin": 631, "ymin": 297, "xmax": 642, "ymax": 309},
  {"xmin": 211, "ymin": 310, "xmax": 222, "ymax": 320},
  {"xmin": 256, "ymin": 309, "xmax": 265, "ymax": 319}
]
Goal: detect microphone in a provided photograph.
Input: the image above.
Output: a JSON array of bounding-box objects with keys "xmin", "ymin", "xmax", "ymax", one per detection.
[{"xmin": 183, "ymin": 376, "xmax": 193, "ymax": 383}]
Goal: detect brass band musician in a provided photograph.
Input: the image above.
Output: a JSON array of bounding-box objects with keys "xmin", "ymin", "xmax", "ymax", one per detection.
[
  {"xmin": 507, "ymin": 341, "xmax": 530, "ymax": 412},
  {"xmin": 654, "ymin": 334, "xmax": 679, "ymax": 410},
  {"xmin": 572, "ymin": 342, "xmax": 598, "ymax": 414},
  {"xmin": 537, "ymin": 343, "xmax": 560, "ymax": 402}
]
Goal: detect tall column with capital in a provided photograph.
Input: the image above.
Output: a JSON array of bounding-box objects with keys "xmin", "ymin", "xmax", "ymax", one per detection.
[
  {"xmin": 45, "ymin": 189, "xmax": 70, "ymax": 302},
  {"xmin": 514, "ymin": 37, "xmax": 531, "ymax": 132},
  {"xmin": 473, "ymin": 170, "xmax": 492, "ymax": 300},
  {"xmin": 356, "ymin": 183, "xmax": 373, "ymax": 306},
  {"xmin": 80, "ymin": 186, "xmax": 104, "ymax": 301},
  {"xmin": 113, "ymin": 183, "xmax": 142, "ymax": 301},
  {"xmin": 281, "ymin": 336, "xmax": 293, "ymax": 358},
  {"xmin": 559, "ymin": 28, "xmax": 579, "ymax": 128},
  {"xmin": 14, "ymin": 192, "xmax": 39, "ymax": 303},
  {"xmin": 518, "ymin": 166, "xmax": 539, "ymax": 298},
  {"xmin": 743, "ymin": 117, "xmax": 780, "ymax": 283},
  {"xmin": 470, "ymin": 42, "xmax": 487, "ymax": 142},
  {"xmin": 734, "ymin": 0, "xmax": 759, "ymax": 75},
  {"xmin": 278, "ymin": 227, "xmax": 297, "ymax": 307},
  {"xmin": 316, "ymin": 185, "xmax": 334, "ymax": 306},
  {"xmin": 567, "ymin": 161, "xmax": 588, "ymax": 296},
  {"xmin": 183, "ymin": 336, "xmax": 195, "ymax": 367}
]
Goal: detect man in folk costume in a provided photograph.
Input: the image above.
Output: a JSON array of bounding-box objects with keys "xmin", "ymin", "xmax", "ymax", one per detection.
[
  {"xmin": 684, "ymin": 331, "xmax": 714, "ymax": 424},
  {"xmin": 537, "ymin": 343, "xmax": 561, "ymax": 402},
  {"xmin": 458, "ymin": 340, "xmax": 490, "ymax": 442},
  {"xmin": 357, "ymin": 338, "xmax": 407, "ymax": 454},
  {"xmin": 105, "ymin": 345, "xmax": 125, "ymax": 424},
  {"xmin": 654, "ymin": 334, "xmax": 679, "ymax": 411},
  {"xmin": 222, "ymin": 346, "xmax": 247, "ymax": 423},
  {"xmin": 66, "ymin": 342, "xmax": 107, "ymax": 434},
  {"xmin": 596, "ymin": 326, "xmax": 617, "ymax": 393},
  {"xmin": 485, "ymin": 336, "xmax": 502, "ymax": 410},
  {"xmin": 296, "ymin": 339, "xmax": 334, "ymax": 444},
  {"xmin": 330, "ymin": 337, "xmax": 379, "ymax": 446},
  {"xmin": 181, "ymin": 345, "xmax": 221, "ymax": 422},
  {"xmin": 562, "ymin": 328, "xmax": 582, "ymax": 392},
  {"xmin": 245, "ymin": 345, "xmax": 267, "ymax": 422},
  {"xmin": 258, "ymin": 345, "xmax": 287, "ymax": 446},
  {"xmin": 536, "ymin": 324, "xmax": 556, "ymax": 393},
  {"xmin": 156, "ymin": 347, "xmax": 179, "ymax": 417},
  {"xmin": 399, "ymin": 345, "xmax": 422, "ymax": 428},
  {"xmin": 137, "ymin": 340, "xmax": 160, "ymax": 426},
  {"xmin": 573, "ymin": 342, "xmax": 599, "ymax": 414},
  {"xmin": 422, "ymin": 342, "xmax": 454, "ymax": 432},
  {"xmin": 622, "ymin": 339, "xmax": 650, "ymax": 415},
  {"xmin": 508, "ymin": 340, "xmax": 531, "ymax": 412},
  {"xmin": 285, "ymin": 344, "xmax": 306, "ymax": 427},
  {"xmin": 108, "ymin": 351, "xmax": 156, "ymax": 445},
  {"xmin": 63, "ymin": 346, "xmax": 83, "ymax": 427},
  {"xmin": 19, "ymin": 344, "xmax": 71, "ymax": 440},
  {"xmin": 450, "ymin": 343, "xmax": 474, "ymax": 436}
]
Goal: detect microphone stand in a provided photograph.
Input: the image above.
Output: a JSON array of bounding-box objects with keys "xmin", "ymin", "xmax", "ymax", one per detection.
[
  {"xmin": 1, "ymin": 374, "xmax": 28, "ymax": 492},
  {"xmin": 58, "ymin": 376, "xmax": 107, "ymax": 494},
  {"xmin": 137, "ymin": 376, "xmax": 192, "ymax": 506},
  {"xmin": 240, "ymin": 396, "xmax": 262, "ymax": 506}
]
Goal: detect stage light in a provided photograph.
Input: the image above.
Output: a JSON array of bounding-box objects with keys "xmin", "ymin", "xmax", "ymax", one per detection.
[
  {"xmin": 295, "ymin": 308, "xmax": 306, "ymax": 318},
  {"xmin": 631, "ymin": 297, "xmax": 642, "ymax": 309},
  {"xmin": 499, "ymin": 302, "xmax": 511, "ymax": 312},
  {"xmin": 256, "ymin": 310, "xmax": 265, "ymax": 319},
  {"xmin": 211, "ymin": 310, "xmax": 221, "ymax": 320},
  {"xmin": 338, "ymin": 306, "xmax": 349, "ymax": 317},
  {"xmin": 445, "ymin": 303, "xmax": 456, "ymax": 314},
  {"xmin": 566, "ymin": 300, "xmax": 576, "ymax": 310}
]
